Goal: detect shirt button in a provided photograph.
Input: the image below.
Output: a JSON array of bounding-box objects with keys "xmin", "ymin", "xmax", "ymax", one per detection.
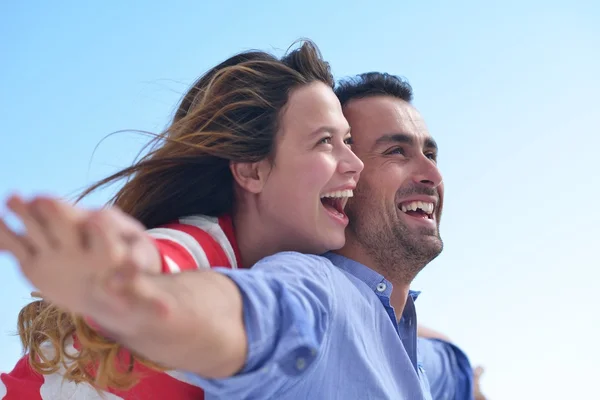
[
  {"xmin": 296, "ymin": 357, "xmax": 307, "ymax": 371},
  {"xmin": 376, "ymin": 282, "xmax": 387, "ymax": 292}
]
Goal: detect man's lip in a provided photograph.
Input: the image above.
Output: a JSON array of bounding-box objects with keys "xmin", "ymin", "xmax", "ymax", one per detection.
[
  {"xmin": 397, "ymin": 195, "xmax": 439, "ymax": 208},
  {"xmin": 397, "ymin": 195, "xmax": 439, "ymax": 221},
  {"xmin": 400, "ymin": 210, "xmax": 438, "ymax": 227}
]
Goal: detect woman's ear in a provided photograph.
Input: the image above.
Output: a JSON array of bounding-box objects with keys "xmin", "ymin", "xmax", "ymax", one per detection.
[{"xmin": 230, "ymin": 159, "xmax": 271, "ymax": 194}]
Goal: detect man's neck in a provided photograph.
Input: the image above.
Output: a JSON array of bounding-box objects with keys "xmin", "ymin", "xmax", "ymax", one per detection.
[{"xmin": 334, "ymin": 245, "xmax": 411, "ymax": 321}]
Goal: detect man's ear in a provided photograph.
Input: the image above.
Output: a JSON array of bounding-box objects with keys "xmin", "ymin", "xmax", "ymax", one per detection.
[{"xmin": 230, "ymin": 159, "xmax": 271, "ymax": 194}]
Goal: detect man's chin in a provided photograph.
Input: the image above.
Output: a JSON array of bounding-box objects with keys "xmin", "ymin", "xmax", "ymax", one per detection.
[
  {"xmin": 413, "ymin": 234, "xmax": 443, "ymax": 258},
  {"xmin": 412, "ymin": 224, "xmax": 440, "ymax": 238}
]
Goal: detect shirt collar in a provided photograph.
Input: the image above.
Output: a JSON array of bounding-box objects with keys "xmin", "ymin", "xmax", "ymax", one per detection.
[{"xmin": 323, "ymin": 252, "xmax": 420, "ymax": 301}]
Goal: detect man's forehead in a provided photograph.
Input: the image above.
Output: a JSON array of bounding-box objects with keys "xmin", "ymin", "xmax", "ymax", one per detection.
[{"xmin": 343, "ymin": 96, "xmax": 429, "ymax": 143}]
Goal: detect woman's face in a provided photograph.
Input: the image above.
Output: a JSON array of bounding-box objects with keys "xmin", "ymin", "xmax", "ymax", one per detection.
[{"xmin": 258, "ymin": 81, "xmax": 364, "ymax": 254}]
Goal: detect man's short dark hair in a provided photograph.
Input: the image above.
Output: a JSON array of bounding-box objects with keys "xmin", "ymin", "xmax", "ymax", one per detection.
[{"xmin": 335, "ymin": 72, "xmax": 413, "ymax": 107}]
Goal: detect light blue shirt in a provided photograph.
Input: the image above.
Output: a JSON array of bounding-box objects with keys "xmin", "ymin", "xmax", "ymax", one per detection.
[
  {"xmin": 184, "ymin": 251, "xmax": 470, "ymax": 399},
  {"xmin": 417, "ymin": 338, "xmax": 474, "ymax": 400}
]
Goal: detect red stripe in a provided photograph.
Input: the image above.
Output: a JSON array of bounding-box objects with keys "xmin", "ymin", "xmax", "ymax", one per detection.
[
  {"xmin": 153, "ymin": 237, "xmax": 197, "ymax": 273},
  {"xmin": 163, "ymin": 223, "xmax": 231, "ymax": 269},
  {"xmin": 108, "ymin": 367, "xmax": 205, "ymax": 399},
  {"xmin": 218, "ymin": 215, "xmax": 243, "ymax": 268},
  {"xmin": 1, "ymin": 356, "xmax": 44, "ymax": 400},
  {"xmin": 2, "ymin": 353, "xmax": 206, "ymax": 399}
]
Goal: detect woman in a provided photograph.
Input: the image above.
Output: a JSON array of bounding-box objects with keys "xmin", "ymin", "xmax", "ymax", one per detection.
[{"xmin": 0, "ymin": 40, "xmax": 362, "ymax": 399}]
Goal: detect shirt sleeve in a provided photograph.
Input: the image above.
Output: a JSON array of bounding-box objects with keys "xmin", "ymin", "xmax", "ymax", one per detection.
[
  {"xmin": 418, "ymin": 338, "xmax": 474, "ymax": 400},
  {"xmin": 182, "ymin": 251, "xmax": 336, "ymax": 399},
  {"xmin": 148, "ymin": 218, "xmax": 236, "ymax": 273}
]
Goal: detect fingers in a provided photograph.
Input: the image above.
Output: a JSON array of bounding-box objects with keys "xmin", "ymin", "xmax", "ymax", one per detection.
[
  {"xmin": 2, "ymin": 195, "xmax": 90, "ymax": 276},
  {"xmin": 4, "ymin": 194, "xmax": 165, "ymax": 336},
  {"xmin": 83, "ymin": 213, "xmax": 153, "ymax": 315},
  {"xmin": 81, "ymin": 208, "xmax": 168, "ymax": 336},
  {"xmin": 30, "ymin": 197, "xmax": 88, "ymax": 248},
  {"xmin": 473, "ymin": 365, "xmax": 488, "ymax": 399},
  {"xmin": 101, "ymin": 207, "xmax": 147, "ymax": 244},
  {"xmin": 4, "ymin": 195, "xmax": 85, "ymax": 253},
  {"xmin": 0, "ymin": 217, "xmax": 31, "ymax": 263},
  {"xmin": 6, "ymin": 195, "xmax": 49, "ymax": 252},
  {"xmin": 86, "ymin": 207, "xmax": 159, "ymax": 273},
  {"xmin": 85, "ymin": 210, "xmax": 128, "ymax": 266},
  {"xmin": 474, "ymin": 366, "xmax": 485, "ymax": 378}
]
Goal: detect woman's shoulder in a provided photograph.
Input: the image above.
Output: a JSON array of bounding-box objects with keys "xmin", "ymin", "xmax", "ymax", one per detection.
[{"xmin": 146, "ymin": 214, "xmax": 239, "ymax": 273}]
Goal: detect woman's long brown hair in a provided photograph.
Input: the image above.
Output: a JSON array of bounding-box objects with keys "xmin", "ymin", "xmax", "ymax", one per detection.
[{"xmin": 16, "ymin": 40, "xmax": 334, "ymax": 390}]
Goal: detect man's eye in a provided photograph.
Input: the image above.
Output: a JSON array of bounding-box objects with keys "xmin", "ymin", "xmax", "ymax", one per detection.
[
  {"xmin": 425, "ymin": 152, "xmax": 437, "ymax": 161},
  {"xmin": 387, "ymin": 147, "xmax": 405, "ymax": 155},
  {"xmin": 344, "ymin": 137, "xmax": 353, "ymax": 146}
]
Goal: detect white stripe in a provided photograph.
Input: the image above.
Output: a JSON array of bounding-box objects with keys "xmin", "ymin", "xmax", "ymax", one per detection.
[
  {"xmin": 41, "ymin": 374, "xmax": 124, "ymax": 400},
  {"xmin": 179, "ymin": 215, "xmax": 238, "ymax": 269},
  {"xmin": 38, "ymin": 341, "xmax": 124, "ymax": 400},
  {"xmin": 147, "ymin": 228, "xmax": 210, "ymax": 270},
  {"xmin": 165, "ymin": 370, "xmax": 200, "ymax": 386},
  {"xmin": 164, "ymin": 255, "xmax": 181, "ymax": 273}
]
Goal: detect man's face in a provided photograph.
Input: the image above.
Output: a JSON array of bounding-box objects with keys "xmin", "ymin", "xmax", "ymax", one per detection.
[{"xmin": 342, "ymin": 95, "xmax": 444, "ymax": 280}]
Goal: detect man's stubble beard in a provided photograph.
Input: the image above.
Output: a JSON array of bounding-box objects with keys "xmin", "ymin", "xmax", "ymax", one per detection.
[{"xmin": 345, "ymin": 183, "xmax": 443, "ymax": 285}]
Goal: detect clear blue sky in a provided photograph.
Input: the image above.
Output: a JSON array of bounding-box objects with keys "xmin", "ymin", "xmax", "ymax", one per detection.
[{"xmin": 1, "ymin": 1, "xmax": 598, "ymax": 398}]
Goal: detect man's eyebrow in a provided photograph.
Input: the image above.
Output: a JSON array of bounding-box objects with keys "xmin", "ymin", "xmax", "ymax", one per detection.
[
  {"xmin": 373, "ymin": 133, "xmax": 438, "ymax": 151},
  {"xmin": 425, "ymin": 137, "xmax": 438, "ymax": 151}
]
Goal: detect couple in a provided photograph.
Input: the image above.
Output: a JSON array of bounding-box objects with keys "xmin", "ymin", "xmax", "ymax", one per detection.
[{"xmin": 0, "ymin": 40, "xmax": 474, "ymax": 399}]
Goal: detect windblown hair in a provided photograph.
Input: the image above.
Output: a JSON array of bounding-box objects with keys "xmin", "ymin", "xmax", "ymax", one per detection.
[{"xmin": 16, "ymin": 40, "xmax": 333, "ymax": 390}]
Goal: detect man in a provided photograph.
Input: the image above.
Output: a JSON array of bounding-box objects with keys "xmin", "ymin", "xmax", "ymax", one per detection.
[
  {"xmin": 3, "ymin": 73, "xmax": 474, "ymax": 399},
  {"xmin": 337, "ymin": 72, "xmax": 478, "ymax": 400}
]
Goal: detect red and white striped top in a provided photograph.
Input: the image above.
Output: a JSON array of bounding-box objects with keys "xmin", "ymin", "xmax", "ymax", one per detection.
[{"xmin": 0, "ymin": 214, "xmax": 242, "ymax": 400}]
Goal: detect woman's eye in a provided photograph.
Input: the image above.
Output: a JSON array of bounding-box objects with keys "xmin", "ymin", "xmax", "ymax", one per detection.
[
  {"xmin": 319, "ymin": 136, "xmax": 333, "ymax": 145},
  {"xmin": 344, "ymin": 137, "xmax": 354, "ymax": 146}
]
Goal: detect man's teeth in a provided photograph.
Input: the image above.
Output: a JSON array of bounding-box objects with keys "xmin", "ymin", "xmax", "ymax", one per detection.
[
  {"xmin": 320, "ymin": 189, "xmax": 354, "ymax": 198},
  {"xmin": 400, "ymin": 201, "xmax": 434, "ymax": 214}
]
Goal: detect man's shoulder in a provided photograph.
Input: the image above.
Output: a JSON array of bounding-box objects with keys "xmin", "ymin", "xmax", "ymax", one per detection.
[
  {"xmin": 259, "ymin": 251, "xmax": 335, "ymax": 267},
  {"xmin": 253, "ymin": 251, "xmax": 349, "ymax": 282}
]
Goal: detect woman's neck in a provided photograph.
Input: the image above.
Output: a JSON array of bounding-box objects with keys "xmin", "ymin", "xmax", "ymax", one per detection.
[{"xmin": 231, "ymin": 205, "xmax": 281, "ymax": 268}]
